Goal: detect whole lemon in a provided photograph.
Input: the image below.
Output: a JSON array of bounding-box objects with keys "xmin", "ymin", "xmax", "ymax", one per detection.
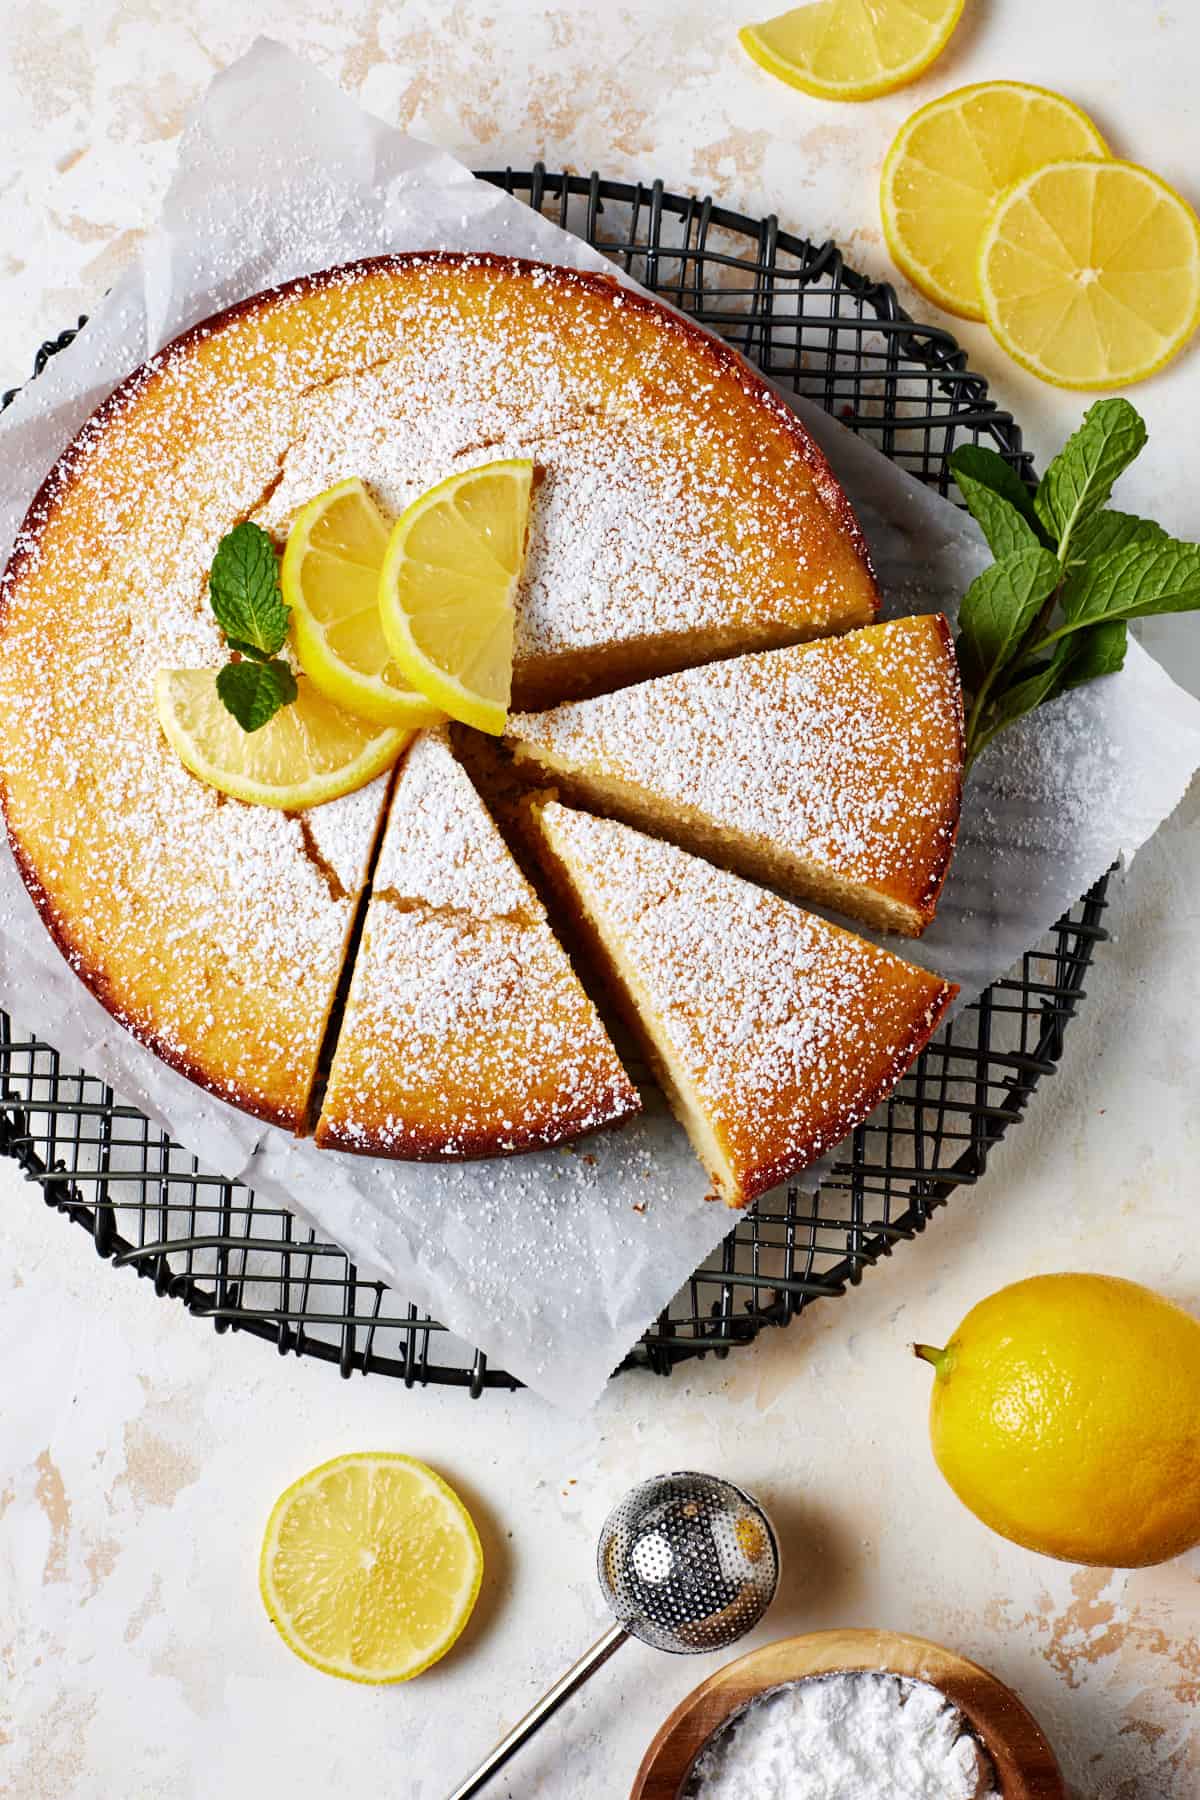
[{"xmin": 916, "ymin": 1273, "xmax": 1200, "ymax": 1567}]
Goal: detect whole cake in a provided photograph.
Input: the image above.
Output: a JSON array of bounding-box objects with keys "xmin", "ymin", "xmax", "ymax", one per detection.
[
  {"xmin": 0, "ymin": 254, "xmax": 877, "ymax": 1136},
  {"xmin": 0, "ymin": 249, "xmax": 962, "ymax": 1200}
]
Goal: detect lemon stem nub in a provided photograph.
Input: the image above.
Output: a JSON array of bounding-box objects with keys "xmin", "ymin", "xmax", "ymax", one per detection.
[{"xmin": 913, "ymin": 1343, "xmax": 945, "ymax": 1368}]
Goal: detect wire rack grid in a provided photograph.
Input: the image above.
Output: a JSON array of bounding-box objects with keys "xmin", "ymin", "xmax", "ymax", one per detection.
[{"xmin": 0, "ymin": 167, "xmax": 1109, "ymax": 1395}]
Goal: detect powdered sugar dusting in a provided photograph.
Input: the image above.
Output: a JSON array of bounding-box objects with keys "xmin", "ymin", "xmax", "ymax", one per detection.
[
  {"xmin": 246, "ymin": 256, "xmax": 876, "ymax": 700},
  {"xmin": 539, "ymin": 801, "xmax": 954, "ymax": 1200},
  {"xmin": 371, "ymin": 729, "xmax": 534, "ymax": 919},
  {"xmin": 0, "ymin": 307, "xmax": 398, "ymax": 1125},
  {"xmin": 317, "ymin": 731, "xmax": 639, "ymax": 1156},
  {"xmin": 509, "ymin": 615, "xmax": 962, "ymax": 923}
]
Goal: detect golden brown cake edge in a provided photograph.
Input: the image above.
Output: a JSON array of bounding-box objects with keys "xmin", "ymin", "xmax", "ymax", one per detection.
[
  {"xmin": 1, "ymin": 810, "xmax": 313, "ymax": 1132},
  {"xmin": 728, "ymin": 974, "xmax": 958, "ymax": 1207}
]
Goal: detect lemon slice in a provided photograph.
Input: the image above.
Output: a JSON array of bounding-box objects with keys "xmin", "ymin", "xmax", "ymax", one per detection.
[
  {"xmin": 739, "ymin": 0, "xmax": 964, "ymax": 103},
  {"xmin": 378, "ymin": 458, "xmax": 533, "ymax": 736},
  {"xmin": 155, "ymin": 669, "xmax": 409, "ymax": 809},
  {"xmin": 881, "ymin": 83, "xmax": 1108, "ymax": 320},
  {"xmin": 281, "ymin": 477, "xmax": 445, "ymax": 729},
  {"xmin": 979, "ymin": 158, "xmax": 1200, "ymax": 389},
  {"xmin": 259, "ymin": 1453, "xmax": 483, "ymax": 1683}
]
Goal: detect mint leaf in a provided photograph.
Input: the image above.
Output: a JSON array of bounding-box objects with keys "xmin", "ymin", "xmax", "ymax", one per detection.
[
  {"xmin": 987, "ymin": 661, "xmax": 1063, "ymax": 734},
  {"xmin": 1055, "ymin": 620, "xmax": 1127, "ymax": 690},
  {"xmin": 1034, "ymin": 399, "xmax": 1147, "ymax": 560},
  {"xmin": 216, "ymin": 658, "xmax": 298, "ymax": 733},
  {"xmin": 957, "ymin": 401, "xmax": 1168, "ymax": 772},
  {"xmin": 203, "ymin": 523, "xmax": 297, "ymax": 735},
  {"xmin": 208, "ymin": 523, "xmax": 290, "ymax": 657},
  {"xmin": 1070, "ymin": 510, "xmax": 1166, "ymax": 566},
  {"xmin": 1061, "ymin": 537, "xmax": 1200, "ymax": 628},
  {"xmin": 956, "ymin": 547, "xmax": 1060, "ymax": 692},
  {"xmin": 953, "ymin": 472, "xmax": 1040, "ymax": 561},
  {"xmin": 950, "ymin": 444, "xmax": 1047, "ymax": 547}
]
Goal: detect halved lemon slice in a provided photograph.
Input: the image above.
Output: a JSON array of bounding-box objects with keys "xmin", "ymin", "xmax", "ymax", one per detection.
[
  {"xmin": 155, "ymin": 669, "xmax": 409, "ymax": 809},
  {"xmin": 281, "ymin": 477, "xmax": 444, "ymax": 729},
  {"xmin": 259, "ymin": 1453, "xmax": 483, "ymax": 1683},
  {"xmin": 979, "ymin": 158, "xmax": 1200, "ymax": 389},
  {"xmin": 881, "ymin": 83, "xmax": 1108, "ymax": 320},
  {"xmin": 378, "ymin": 458, "xmax": 534, "ymax": 736},
  {"xmin": 739, "ymin": 0, "xmax": 964, "ymax": 103}
]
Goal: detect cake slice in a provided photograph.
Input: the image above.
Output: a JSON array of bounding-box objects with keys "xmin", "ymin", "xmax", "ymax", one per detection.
[
  {"xmin": 507, "ymin": 615, "xmax": 963, "ymax": 936},
  {"xmin": 527, "ymin": 800, "xmax": 956, "ymax": 1206},
  {"xmin": 315, "ymin": 732, "xmax": 640, "ymax": 1158}
]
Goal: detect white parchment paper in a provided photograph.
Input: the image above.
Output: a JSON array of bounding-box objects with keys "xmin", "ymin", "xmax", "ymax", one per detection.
[{"xmin": 3, "ymin": 41, "xmax": 1199, "ymax": 1411}]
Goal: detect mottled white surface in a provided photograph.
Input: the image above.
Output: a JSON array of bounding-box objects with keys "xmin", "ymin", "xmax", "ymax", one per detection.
[{"xmin": 2, "ymin": 3, "xmax": 1199, "ymax": 1797}]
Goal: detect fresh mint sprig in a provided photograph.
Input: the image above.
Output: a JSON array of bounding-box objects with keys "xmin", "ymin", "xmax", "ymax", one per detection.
[
  {"xmin": 951, "ymin": 400, "xmax": 1200, "ymax": 769},
  {"xmin": 216, "ymin": 658, "xmax": 298, "ymax": 732},
  {"xmin": 206, "ymin": 522, "xmax": 296, "ymax": 732}
]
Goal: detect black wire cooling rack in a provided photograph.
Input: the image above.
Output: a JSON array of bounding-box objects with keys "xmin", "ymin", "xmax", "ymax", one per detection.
[{"xmin": 0, "ymin": 167, "xmax": 1110, "ymax": 1394}]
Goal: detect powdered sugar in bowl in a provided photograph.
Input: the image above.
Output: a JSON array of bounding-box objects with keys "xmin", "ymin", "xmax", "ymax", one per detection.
[
  {"xmin": 629, "ymin": 1629, "xmax": 1066, "ymax": 1800},
  {"xmin": 685, "ymin": 1671, "xmax": 996, "ymax": 1800}
]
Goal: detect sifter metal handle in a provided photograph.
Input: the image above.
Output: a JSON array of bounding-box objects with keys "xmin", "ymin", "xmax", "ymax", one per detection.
[{"xmin": 444, "ymin": 1621, "xmax": 629, "ymax": 1799}]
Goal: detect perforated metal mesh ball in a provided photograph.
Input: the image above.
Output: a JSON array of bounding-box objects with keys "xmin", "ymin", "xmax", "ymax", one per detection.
[{"xmin": 596, "ymin": 1471, "xmax": 780, "ymax": 1654}]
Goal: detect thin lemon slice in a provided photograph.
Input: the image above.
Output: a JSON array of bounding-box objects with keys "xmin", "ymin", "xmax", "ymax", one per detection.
[
  {"xmin": 979, "ymin": 158, "xmax": 1200, "ymax": 389},
  {"xmin": 882, "ymin": 83, "xmax": 1108, "ymax": 320},
  {"xmin": 378, "ymin": 458, "xmax": 534, "ymax": 736},
  {"xmin": 259, "ymin": 1453, "xmax": 483, "ymax": 1683},
  {"xmin": 281, "ymin": 476, "xmax": 445, "ymax": 729},
  {"xmin": 155, "ymin": 669, "xmax": 409, "ymax": 809},
  {"xmin": 739, "ymin": 0, "xmax": 964, "ymax": 103}
]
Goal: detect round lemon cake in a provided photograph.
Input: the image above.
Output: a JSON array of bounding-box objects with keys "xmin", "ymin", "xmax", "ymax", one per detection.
[{"xmin": 0, "ymin": 253, "xmax": 882, "ymax": 1142}]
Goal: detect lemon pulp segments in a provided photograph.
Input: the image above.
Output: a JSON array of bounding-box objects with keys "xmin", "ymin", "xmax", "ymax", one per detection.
[
  {"xmin": 155, "ymin": 669, "xmax": 409, "ymax": 809},
  {"xmin": 979, "ymin": 158, "xmax": 1200, "ymax": 389},
  {"xmin": 259, "ymin": 1453, "xmax": 483, "ymax": 1682},
  {"xmin": 378, "ymin": 458, "xmax": 534, "ymax": 736},
  {"xmin": 739, "ymin": 0, "xmax": 964, "ymax": 103},
  {"xmin": 881, "ymin": 82, "xmax": 1108, "ymax": 320},
  {"xmin": 281, "ymin": 477, "xmax": 445, "ymax": 728}
]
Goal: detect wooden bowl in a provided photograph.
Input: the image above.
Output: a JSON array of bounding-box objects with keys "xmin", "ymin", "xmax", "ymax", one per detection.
[{"xmin": 630, "ymin": 1628, "xmax": 1065, "ymax": 1800}]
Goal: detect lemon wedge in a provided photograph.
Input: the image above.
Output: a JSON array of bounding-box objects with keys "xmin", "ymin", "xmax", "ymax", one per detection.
[
  {"xmin": 259, "ymin": 1453, "xmax": 483, "ymax": 1683},
  {"xmin": 739, "ymin": 0, "xmax": 964, "ymax": 103},
  {"xmin": 979, "ymin": 158, "xmax": 1200, "ymax": 389},
  {"xmin": 281, "ymin": 477, "xmax": 445, "ymax": 729},
  {"xmin": 378, "ymin": 458, "xmax": 534, "ymax": 736},
  {"xmin": 155, "ymin": 669, "xmax": 409, "ymax": 809},
  {"xmin": 881, "ymin": 82, "xmax": 1108, "ymax": 320}
]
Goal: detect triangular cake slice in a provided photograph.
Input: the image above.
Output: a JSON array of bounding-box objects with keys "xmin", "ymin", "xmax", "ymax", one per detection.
[
  {"xmin": 527, "ymin": 799, "xmax": 956, "ymax": 1206},
  {"xmin": 507, "ymin": 615, "xmax": 963, "ymax": 936},
  {"xmin": 315, "ymin": 731, "xmax": 640, "ymax": 1158}
]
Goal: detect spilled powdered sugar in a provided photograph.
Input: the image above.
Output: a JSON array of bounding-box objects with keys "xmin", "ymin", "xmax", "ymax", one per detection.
[{"xmin": 688, "ymin": 1673, "xmax": 998, "ymax": 1800}]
